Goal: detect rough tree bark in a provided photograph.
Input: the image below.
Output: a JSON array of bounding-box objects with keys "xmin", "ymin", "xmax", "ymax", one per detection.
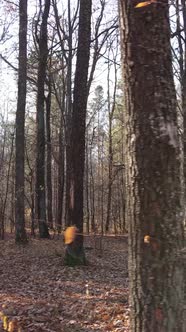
[
  {"xmin": 119, "ymin": 1, "xmax": 185, "ymax": 331},
  {"xmin": 180, "ymin": 0, "xmax": 186, "ymax": 224},
  {"xmin": 65, "ymin": 0, "xmax": 92, "ymax": 265},
  {"xmin": 15, "ymin": 0, "xmax": 28, "ymax": 243},
  {"xmin": 35, "ymin": 0, "xmax": 50, "ymax": 238}
]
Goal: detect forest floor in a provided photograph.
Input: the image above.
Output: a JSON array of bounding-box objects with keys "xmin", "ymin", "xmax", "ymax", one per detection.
[{"xmin": 0, "ymin": 234, "xmax": 129, "ymax": 332}]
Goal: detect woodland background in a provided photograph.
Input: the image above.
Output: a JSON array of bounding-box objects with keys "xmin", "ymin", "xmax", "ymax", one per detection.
[
  {"xmin": 0, "ymin": 0, "xmax": 123, "ymax": 238},
  {"xmin": 0, "ymin": 1, "xmax": 185, "ymax": 331},
  {"xmin": 0, "ymin": 1, "xmax": 184, "ymax": 238}
]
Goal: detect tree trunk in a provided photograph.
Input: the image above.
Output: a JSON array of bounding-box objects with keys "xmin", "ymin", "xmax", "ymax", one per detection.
[
  {"xmin": 105, "ymin": 57, "xmax": 117, "ymax": 233},
  {"xmin": 119, "ymin": 1, "xmax": 185, "ymax": 331},
  {"xmin": 65, "ymin": 0, "xmax": 92, "ymax": 265},
  {"xmin": 90, "ymin": 146, "xmax": 95, "ymax": 232},
  {"xmin": 101, "ymin": 134, "xmax": 104, "ymax": 235},
  {"xmin": 57, "ymin": 114, "xmax": 65, "ymax": 233},
  {"xmin": 35, "ymin": 0, "xmax": 50, "ymax": 238},
  {"xmin": 1, "ymin": 133, "xmax": 14, "ymax": 240},
  {"xmin": 15, "ymin": 0, "xmax": 28, "ymax": 243},
  {"xmin": 45, "ymin": 77, "xmax": 53, "ymax": 229},
  {"xmin": 0, "ymin": 125, "xmax": 7, "ymax": 239},
  {"xmin": 64, "ymin": 0, "xmax": 73, "ymax": 227},
  {"xmin": 85, "ymin": 139, "xmax": 90, "ymax": 234},
  {"xmin": 181, "ymin": 0, "xmax": 186, "ymax": 230}
]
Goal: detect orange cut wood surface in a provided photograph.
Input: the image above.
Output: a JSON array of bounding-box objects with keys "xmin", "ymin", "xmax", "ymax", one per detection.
[{"xmin": 64, "ymin": 226, "xmax": 78, "ymax": 244}]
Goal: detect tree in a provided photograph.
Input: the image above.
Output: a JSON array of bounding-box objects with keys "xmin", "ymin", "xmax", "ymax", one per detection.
[
  {"xmin": 85, "ymin": 85, "xmax": 106, "ymax": 233},
  {"xmin": 51, "ymin": 0, "xmax": 80, "ymax": 228},
  {"xmin": 105, "ymin": 39, "xmax": 118, "ymax": 233},
  {"xmin": 45, "ymin": 74, "xmax": 53, "ymax": 229},
  {"xmin": 35, "ymin": 0, "xmax": 50, "ymax": 238},
  {"xmin": 0, "ymin": 121, "xmax": 15, "ymax": 239},
  {"xmin": 65, "ymin": 0, "xmax": 92, "ymax": 265},
  {"xmin": 119, "ymin": 1, "xmax": 185, "ymax": 331},
  {"xmin": 170, "ymin": 1, "xmax": 186, "ymax": 218},
  {"xmin": 15, "ymin": 0, "xmax": 28, "ymax": 243}
]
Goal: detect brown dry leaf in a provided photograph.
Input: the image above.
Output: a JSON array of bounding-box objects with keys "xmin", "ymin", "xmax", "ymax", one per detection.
[
  {"xmin": 0, "ymin": 236, "xmax": 129, "ymax": 331},
  {"xmin": 102, "ymin": 314, "xmax": 110, "ymax": 321},
  {"xmin": 8, "ymin": 319, "xmax": 18, "ymax": 332},
  {"xmin": 3, "ymin": 315, "xmax": 9, "ymax": 330}
]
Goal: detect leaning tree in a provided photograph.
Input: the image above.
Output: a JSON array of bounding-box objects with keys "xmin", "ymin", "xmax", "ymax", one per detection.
[{"xmin": 119, "ymin": 0, "xmax": 185, "ymax": 331}]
